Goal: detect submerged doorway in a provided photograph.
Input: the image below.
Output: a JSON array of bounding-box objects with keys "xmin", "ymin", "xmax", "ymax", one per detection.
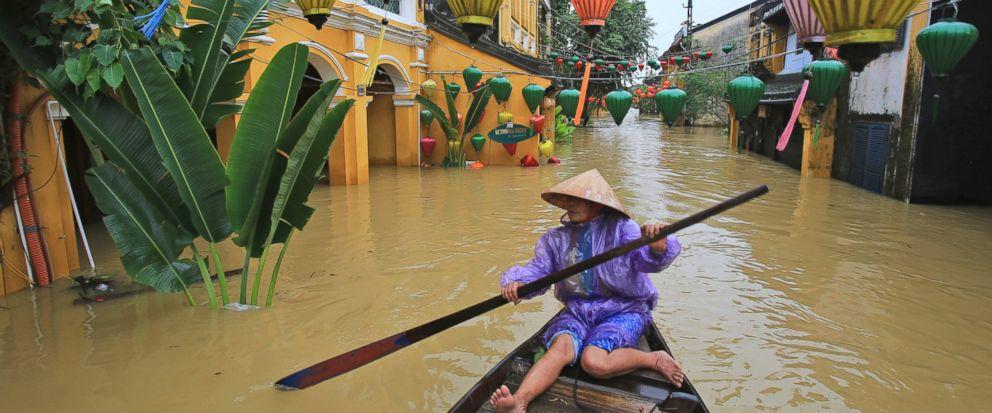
[{"xmin": 367, "ymin": 67, "xmax": 397, "ymax": 166}]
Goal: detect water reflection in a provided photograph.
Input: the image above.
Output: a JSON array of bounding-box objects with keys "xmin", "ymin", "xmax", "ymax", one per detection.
[{"xmin": 1, "ymin": 113, "xmax": 991, "ymax": 411}]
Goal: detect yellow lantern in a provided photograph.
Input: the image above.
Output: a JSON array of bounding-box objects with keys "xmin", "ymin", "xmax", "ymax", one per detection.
[
  {"xmin": 539, "ymin": 139, "xmax": 554, "ymax": 158},
  {"xmin": 447, "ymin": 0, "xmax": 504, "ymax": 43},
  {"xmin": 807, "ymin": 0, "xmax": 916, "ymax": 71},
  {"xmin": 297, "ymin": 0, "xmax": 338, "ymax": 29}
]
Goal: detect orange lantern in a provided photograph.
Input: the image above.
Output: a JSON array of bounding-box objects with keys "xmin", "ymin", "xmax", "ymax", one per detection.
[{"xmin": 570, "ymin": 0, "xmax": 618, "ymax": 39}]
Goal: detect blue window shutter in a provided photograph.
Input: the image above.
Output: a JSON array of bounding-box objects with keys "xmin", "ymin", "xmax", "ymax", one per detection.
[{"xmin": 850, "ymin": 122, "xmax": 889, "ymax": 194}]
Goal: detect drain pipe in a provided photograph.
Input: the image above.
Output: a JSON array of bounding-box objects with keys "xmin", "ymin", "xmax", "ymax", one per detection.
[
  {"xmin": 46, "ymin": 100, "xmax": 95, "ymax": 273},
  {"xmin": 7, "ymin": 73, "xmax": 52, "ymax": 286},
  {"xmin": 11, "ymin": 188, "xmax": 35, "ymax": 287}
]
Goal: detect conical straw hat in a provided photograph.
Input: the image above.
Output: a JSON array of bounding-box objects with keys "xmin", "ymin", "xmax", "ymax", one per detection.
[{"xmin": 541, "ymin": 169, "xmax": 630, "ymax": 219}]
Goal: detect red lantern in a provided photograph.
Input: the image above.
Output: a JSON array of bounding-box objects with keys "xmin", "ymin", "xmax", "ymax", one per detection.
[
  {"xmin": 647, "ymin": 86, "xmax": 656, "ymax": 93},
  {"xmin": 706, "ymin": 50, "xmax": 714, "ymax": 59},
  {"xmin": 570, "ymin": 0, "xmax": 618, "ymax": 39},
  {"xmin": 663, "ymin": 80, "xmax": 671, "ymax": 88},
  {"xmin": 660, "ymin": 60, "xmax": 668, "ymax": 68},
  {"xmin": 531, "ymin": 114, "xmax": 546, "ymax": 134},
  {"xmin": 520, "ymin": 154, "xmax": 539, "ymax": 167},
  {"xmin": 420, "ymin": 136, "xmax": 437, "ymax": 158},
  {"xmin": 638, "ymin": 63, "xmax": 644, "ymax": 70},
  {"xmin": 617, "ymin": 63, "xmax": 624, "ymax": 70},
  {"xmin": 555, "ymin": 58, "xmax": 564, "ymax": 64},
  {"xmin": 502, "ymin": 143, "xmax": 517, "ymax": 155},
  {"xmin": 575, "ymin": 62, "xmax": 583, "ymax": 70},
  {"xmin": 693, "ymin": 51, "xmax": 700, "ymax": 60},
  {"xmin": 669, "ymin": 57, "xmax": 676, "ymax": 65}
]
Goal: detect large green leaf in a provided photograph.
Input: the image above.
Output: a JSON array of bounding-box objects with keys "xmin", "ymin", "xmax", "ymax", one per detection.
[
  {"xmin": 463, "ymin": 86, "xmax": 492, "ymax": 134},
  {"xmin": 415, "ymin": 94, "xmax": 457, "ymax": 141},
  {"xmin": 180, "ymin": 0, "xmax": 237, "ymax": 119},
  {"xmin": 442, "ymin": 75, "xmax": 460, "ymax": 128},
  {"xmin": 269, "ymin": 99, "xmax": 355, "ymax": 234},
  {"xmin": 42, "ymin": 73, "xmax": 193, "ymax": 232},
  {"xmin": 121, "ymin": 48, "xmax": 231, "ymax": 242},
  {"xmin": 243, "ymin": 79, "xmax": 341, "ymax": 256},
  {"xmin": 85, "ymin": 163, "xmax": 199, "ymax": 294},
  {"xmin": 202, "ymin": 56, "xmax": 252, "ymax": 127},
  {"xmin": 225, "ymin": 43, "xmax": 307, "ymax": 241},
  {"xmin": 225, "ymin": 0, "xmax": 275, "ymax": 51}
]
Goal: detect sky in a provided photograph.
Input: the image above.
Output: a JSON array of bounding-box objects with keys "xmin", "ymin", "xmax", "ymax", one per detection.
[{"xmin": 645, "ymin": 0, "xmax": 754, "ymax": 50}]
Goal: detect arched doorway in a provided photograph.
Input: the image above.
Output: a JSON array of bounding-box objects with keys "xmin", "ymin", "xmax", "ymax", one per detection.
[{"xmin": 367, "ymin": 66, "xmax": 398, "ymax": 166}]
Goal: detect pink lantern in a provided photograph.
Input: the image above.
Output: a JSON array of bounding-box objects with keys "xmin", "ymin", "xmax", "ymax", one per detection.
[{"xmin": 783, "ymin": 0, "xmax": 826, "ymax": 47}]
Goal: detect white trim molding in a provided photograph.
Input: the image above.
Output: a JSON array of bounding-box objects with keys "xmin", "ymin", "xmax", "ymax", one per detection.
[{"xmin": 300, "ymin": 41, "xmax": 351, "ymax": 82}]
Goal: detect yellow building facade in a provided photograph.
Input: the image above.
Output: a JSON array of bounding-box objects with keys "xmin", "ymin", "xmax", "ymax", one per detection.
[{"xmin": 0, "ymin": 0, "xmax": 552, "ymax": 296}]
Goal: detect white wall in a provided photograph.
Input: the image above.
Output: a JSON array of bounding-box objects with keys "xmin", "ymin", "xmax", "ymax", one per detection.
[
  {"xmin": 780, "ymin": 32, "xmax": 813, "ymax": 74},
  {"xmin": 848, "ymin": 28, "xmax": 912, "ymax": 115}
]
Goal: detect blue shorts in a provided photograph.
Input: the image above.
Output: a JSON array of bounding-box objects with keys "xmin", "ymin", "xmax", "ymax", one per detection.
[{"xmin": 542, "ymin": 310, "xmax": 650, "ymax": 365}]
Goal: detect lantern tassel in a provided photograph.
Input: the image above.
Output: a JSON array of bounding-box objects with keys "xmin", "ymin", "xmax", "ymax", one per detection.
[
  {"xmin": 932, "ymin": 93, "xmax": 940, "ymax": 125},
  {"xmin": 363, "ymin": 19, "xmax": 389, "ymax": 87},
  {"xmin": 813, "ymin": 119, "xmax": 821, "ymax": 146}
]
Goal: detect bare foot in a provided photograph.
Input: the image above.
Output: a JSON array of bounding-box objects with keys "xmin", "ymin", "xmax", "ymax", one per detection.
[
  {"xmin": 490, "ymin": 385, "xmax": 526, "ymax": 413},
  {"xmin": 652, "ymin": 351, "xmax": 685, "ymax": 388}
]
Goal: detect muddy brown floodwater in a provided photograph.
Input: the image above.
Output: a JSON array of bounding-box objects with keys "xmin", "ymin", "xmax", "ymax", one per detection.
[{"xmin": 2, "ymin": 114, "xmax": 991, "ymax": 412}]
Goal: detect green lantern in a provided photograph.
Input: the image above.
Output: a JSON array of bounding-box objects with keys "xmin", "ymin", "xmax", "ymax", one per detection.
[
  {"xmin": 647, "ymin": 59, "xmax": 659, "ymax": 69},
  {"xmin": 605, "ymin": 90, "xmax": 633, "ymax": 126},
  {"xmin": 594, "ymin": 58, "xmax": 605, "ymax": 67},
  {"xmin": 558, "ymin": 88, "xmax": 581, "ymax": 118},
  {"xmin": 727, "ymin": 74, "xmax": 765, "ymax": 119},
  {"xmin": 654, "ymin": 86, "xmax": 688, "ymax": 126},
  {"xmin": 722, "ymin": 44, "xmax": 734, "ymax": 54},
  {"xmin": 570, "ymin": 55, "xmax": 580, "ymax": 63},
  {"xmin": 916, "ymin": 18, "xmax": 979, "ymax": 78},
  {"xmin": 808, "ymin": 59, "xmax": 848, "ymax": 109},
  {"xmin": 522, "ymin": 83, "xmax": 545, "ymax": 113},
  {"xmin": 462, "ymin": 65, "xmax": 483, "ymax": 90},
  {"xmin": 447, "ymin": 82, "xmax": 461, "ymax": 96},
  {"xmin": 420, "ymin": 109, "xmax": 434, "ymax": 126},
  {"xmin": 549, "ymin": 51, "xmax": 560, "ymax": 59},
  {"xmin": 471, "ymin": 133, "xmax": 486, "ymax": 153},
  {"xmin": 489, "ymin": 76, "xmax": 512, "ymax": 103}
]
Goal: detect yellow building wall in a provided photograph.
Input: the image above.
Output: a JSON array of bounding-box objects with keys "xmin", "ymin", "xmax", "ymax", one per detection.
[
  {"xmin": 1, "ymin": 82, "xmax": 81, "ymax": 296},
  {"xmin": 423, "ymin": 31, "xmax": 552, "ymax": 166}
]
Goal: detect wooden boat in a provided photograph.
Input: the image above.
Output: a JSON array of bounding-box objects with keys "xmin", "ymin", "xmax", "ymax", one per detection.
[{"xmin": 450, "ymin": 311, "xmax": 709, "ymax": 413}]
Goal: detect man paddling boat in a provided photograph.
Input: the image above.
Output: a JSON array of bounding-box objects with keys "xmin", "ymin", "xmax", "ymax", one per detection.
[{"xmin": 491, "ymin": 169, "xmax": 686, "ymax": 413}]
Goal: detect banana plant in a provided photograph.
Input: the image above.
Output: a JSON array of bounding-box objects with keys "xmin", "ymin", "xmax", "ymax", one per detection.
[{"xmin": 415, "ymin": 75, "xmax": 492, "ymax": 167}]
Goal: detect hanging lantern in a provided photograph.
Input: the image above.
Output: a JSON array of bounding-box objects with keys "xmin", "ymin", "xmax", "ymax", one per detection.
[
  {"xmin": 570, "ymin": 0, "xmax": 618, "ymax": 39},
  {"xmin": 297, "ymin": 0, "xmax": 337, "ymax": 29},
  {"xmin": 489, "ymin": 76, "xmax": 512, "ymax": 103},
  {"xmin": 539, "ymin": 139, "xmax": 554, "ymax": 158},
  {"xmin": 806, "ymin": 59, "xmax": 849, "ymax": 144},
  {"xmin": 706, "ymin": 50, "xmax": 714, "ymax": 59},
  {"xmin": 648, "ymin": 59, "xmax": 658, "ymax": 69},
  {"xmin": 502, "ymin": 143, "xmax": 517, "ymax": 155},
  {"xmin": 574, "ymin": 61, "xmax": 583, "ymax": 70},
  {"xmin": 462, "ymin": 65, "xmax": 483, "ymax": 91},
  {"xmin": 558, "ymin": 88, "xmax": 581, "ymax": 118},
  {"xmin": 549, "ymin": 52, "xmax": 560, "ymax": 59},
  {"xmin": 420, "ymin": 109, "xmax": 434, "ymax": 126},
  {"xmin": 471, "ymin": 133, "xmax": 486, "ymax": 153},
  {"xmin": 497, "ymin": 111, "xmax": 513, "ymax": 124},
  {"xmin": 594, "ymin": 58, "xmax": 605, "ymax": 67},
  {"xmin": 808, "ymin": 59, "xmax": 848, "ymax": 108},
  {"xmin": 570, "ymin": 55, "xmax": 581, "ymax": 64},
  {"xmin": 604, "ymin": 89, "xmax": 632, "ymax": 126},
  {"xmin": 447, "ymin": 82, "xmax": 461, "ymax": 96},
  {"xmin": 655, "ymin": 86, "xmax": 687, "ymax": 127},
  {"xmin": 638, "ymin": 63, "xmax": 645, "ymax": 70},
  {"xmin": 727, "ymin": 74, "xmax": 765, "ymax": 119},
  {"xmin": 421, "ymin": 79, "xmax": 438, "ymax": 97},
  {"xmin": 783, "ymin": 0, "xmax": 826, "ymax": 54},
  {"xmin": 522, "ymin": 83, "xmax": 545, "ymax": 113},
  {"xmin": 447, "ymin": 0, "xmax": 504, "ymax": 44},
  {"xmin": 916, "ymin": 18, "xmax": 979, "ymax": 78},
  {"xmin": 807, "ymin": 0, "xmax": 916, "ymax": 71},
  {"xmin": 420, "ymin": 136, "xmax": 437, "ymax": 158},
  {"xmin": 722, "ymin": 44, "xmax": 734, "ymax": 54},
  {"xmin": 693, "ymin": 51, "xmax": 700, "ymax": 61},
  {"xmin": 555, "ymin": 58, "xmax": 564, "ymax": 65},
  {"xmin": 531, "ymin": 114, "xmax": 546, "ymax": 134}
]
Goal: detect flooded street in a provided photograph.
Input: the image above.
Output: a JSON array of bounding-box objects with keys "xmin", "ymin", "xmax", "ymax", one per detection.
[{"xmin": 2, "ymin": 114, "xmax": 991, "ymax": 412}]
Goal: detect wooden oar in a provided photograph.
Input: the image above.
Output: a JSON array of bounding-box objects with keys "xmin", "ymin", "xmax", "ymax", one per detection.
[{"xmin": 275, "ymin": 185, "xmax": 770, "ymax": 390}]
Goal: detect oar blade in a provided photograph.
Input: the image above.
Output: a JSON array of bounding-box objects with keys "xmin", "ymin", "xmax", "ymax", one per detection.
[{"xmin": 275, "ymin": 332, "xmax": 410, "ymax": 390}]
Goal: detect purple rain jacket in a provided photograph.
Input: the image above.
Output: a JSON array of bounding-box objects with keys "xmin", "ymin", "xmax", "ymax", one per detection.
[{"xmin": 501, "ymin": 213, "xmax": 681, "ymax": 316}]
